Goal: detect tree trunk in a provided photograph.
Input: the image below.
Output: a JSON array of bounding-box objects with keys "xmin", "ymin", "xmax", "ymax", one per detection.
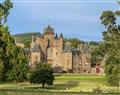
[{"xmin": 42, "ymin": 83, "xmax": 45, "ymax": 89}]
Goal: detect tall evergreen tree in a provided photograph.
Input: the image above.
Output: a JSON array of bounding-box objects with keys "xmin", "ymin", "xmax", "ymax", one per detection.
[
  {"xmin": 7, "ymin": 46, "xmax": 28, "ymax": 82},
  {"xmin": 0, "ymin": 25, "xmax": 15, "ymax": 81}
]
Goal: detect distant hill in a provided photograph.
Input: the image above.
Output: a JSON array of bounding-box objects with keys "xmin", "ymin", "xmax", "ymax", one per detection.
[
  {"xmin": 12, "ymin": 32, "xmax": 100, "ymax": 49},
  {"xmin": 12, "ymin": 32, "xmax": 40, "ymax": 48}
]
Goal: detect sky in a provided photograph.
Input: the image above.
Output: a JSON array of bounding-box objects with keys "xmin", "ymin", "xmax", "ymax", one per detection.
[{"xmin": 1, "ymin": 0, "xmax": 119, "ymax": 41}]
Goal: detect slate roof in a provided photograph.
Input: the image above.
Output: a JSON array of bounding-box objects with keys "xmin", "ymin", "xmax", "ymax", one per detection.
[
  {"xmin": 55, "ymin": 33, "xmax": 58, "ymax": 39},
  {"xmin": 72, "ymin": 49, "xmax": 80, "ymax": 55},
  {"xmin": 31, "ymin": 43, "xmax": 41, "ymax": 52},
  {"xmin": 60, "ymin": 33, "xmax": 63, "ymax": 38},
  {"xmin": 44, "ymin": 25, "xmax": 54, "ymax": 35}
]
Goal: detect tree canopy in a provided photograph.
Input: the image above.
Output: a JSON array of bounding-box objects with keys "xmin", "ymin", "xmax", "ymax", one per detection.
[
  {"xmin": 0, "ymin": 0, "xmax": 13, "ymax": 24},
  {"xmin": 0, "ymin": 0, "xmax": 28, "ymax": 82},
  {"xmin": 30, "ymin": 63, "xmax": 54, "ymax": 88},
  {"xmin": 100, "ymin": 10, "xmax": 120, "ymax": 86},
  {"xmin": 64, "ymin": 38, "xmax": 85, "ymax": 48}
]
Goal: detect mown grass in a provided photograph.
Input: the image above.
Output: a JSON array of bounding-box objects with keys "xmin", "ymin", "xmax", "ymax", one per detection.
[
  {"xmin": 0, "ymin": 91, "xmax": 119, "ymax": 95},
  {"xmin": 0, "ymin": 88, "xmax": 119, "ymax": 95},
  {"xmin": 55, "ymin": 75, "xmax": 106, "ymax": 81},
  {"xmin": 0, "ymin": 75, "xmax": 119, "ymax": 95}
]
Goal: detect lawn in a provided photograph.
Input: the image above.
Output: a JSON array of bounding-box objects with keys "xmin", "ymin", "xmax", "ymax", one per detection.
[{"xmin": 0, "ymin": 75, "xmax": 119, "ymax": 95}]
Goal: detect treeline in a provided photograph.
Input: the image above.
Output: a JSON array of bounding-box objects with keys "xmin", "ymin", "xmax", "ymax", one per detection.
[
  {"xmin": 13, "ymin": 32, "xmax": 40, "ymax": 48},
  {"xmin": 13, "ymin": 33, "xmax": 100, "ymax": 48}
]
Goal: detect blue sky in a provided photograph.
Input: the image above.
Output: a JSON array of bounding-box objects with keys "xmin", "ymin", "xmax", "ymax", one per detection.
[{"xmin": 4, "ymin": 0, "xmax": 119, "ymax": 41}]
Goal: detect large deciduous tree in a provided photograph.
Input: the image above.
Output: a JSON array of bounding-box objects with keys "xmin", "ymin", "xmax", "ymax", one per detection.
[
  {"xmin": 30, "ymin": 63, "xmax": 54, "ymax": 88},
  {"xmin": 0, "ymin": 0, "xmax": 28, "ymax": 82},
  {"xmin": 100, "ymin": 10, "xmax": 120, "ymax": 86}
]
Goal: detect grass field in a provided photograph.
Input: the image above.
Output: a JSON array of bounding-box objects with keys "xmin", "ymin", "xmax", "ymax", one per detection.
[{"xmin": 0, "ymin": 75, "xmax": 119, "ymax": 95}]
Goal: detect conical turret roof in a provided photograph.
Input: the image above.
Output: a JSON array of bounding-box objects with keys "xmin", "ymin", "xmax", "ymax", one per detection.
[{"xmin": 44, "ymin": 25, "xmax": 54, "ymax": 35}]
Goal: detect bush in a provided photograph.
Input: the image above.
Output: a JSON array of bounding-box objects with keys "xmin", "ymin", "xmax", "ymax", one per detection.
[{"xmin": 30, "ymin": 63, "xmax": 54, "ymax": 88}]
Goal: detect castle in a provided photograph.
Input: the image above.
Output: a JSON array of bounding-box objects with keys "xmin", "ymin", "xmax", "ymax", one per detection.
[{"xmin": 30, "ymin": 25, "xmax": 91, "ymax": 73}]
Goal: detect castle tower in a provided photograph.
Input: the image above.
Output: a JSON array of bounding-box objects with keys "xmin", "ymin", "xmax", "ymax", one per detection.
[
  {"xmin": 43, "ymin": 25, "xmax": 54, "ymax": 39},
  {"xmin": 30, "ymin": 43, "xmax": 41, "ymax": 68},
  {"xmin": 62, "ymin": 42, "xmax": 73, "ymax": 72},
  {"xmin": 80, "ymin": 43, "xmax": 91, "ymax": 73}
]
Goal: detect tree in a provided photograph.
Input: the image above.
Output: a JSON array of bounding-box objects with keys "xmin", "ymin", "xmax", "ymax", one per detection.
[
  {"xmin": 100, "ymin": 10, "xmax": 120, "ymax": 86},
  {"xmin": 0, "ymin": 0, "xmax": 28, "ymax": 82},
  {"xmin": 30, "ymin": 63, "xmax": 54, "ymax": 88},
  {"xmin": 6, "ymin": 46, "xmax": 28, "ymax": 82},
  {"xmin": 91, "ymin": 43, "xmax": 106, "ymax": 67},
  {"xmin": 0, "ymin": 25, "xmax": 28, "ymax": 82},
  {"xmin": 0, "ymin": 0, "xmax": 13, "ymax": 24},
  {"xmin": 0, "ymin": 61, "xmax": 4, "ymax": 81},
  {"xmin": 89, "ymin": 41, "xmax": 99, "ymax": 46},
  {"xmin": 0, "ymin": 25, "xmax": 15, "ymax": 81},
  {"xmin": 64, "ymin": 38, "xmax": 84, "ymax": 48}
]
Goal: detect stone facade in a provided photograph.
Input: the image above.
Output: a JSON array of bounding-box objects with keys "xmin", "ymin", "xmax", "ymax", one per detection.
[{"xmin": 30, "ymin": 25, "xmax": 91, "ymax": 73}]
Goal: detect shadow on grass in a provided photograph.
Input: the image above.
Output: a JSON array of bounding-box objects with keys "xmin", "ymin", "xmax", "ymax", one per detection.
[
  {"xmin": 24, "ymin": 81, "xmax": 79, "ymax": 90},
  {"xmin": 50, "ymin": 81, "xmax": 79, "ymax": 90}
]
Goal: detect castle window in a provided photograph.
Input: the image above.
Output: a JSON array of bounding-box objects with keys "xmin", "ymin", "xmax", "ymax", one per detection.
[
  {"xmin": 48, "ymin": 39, "xmax": 50, "ymax": 47},
  {"xmin": 67, "ymin": 59, "xmax": 69, "ymax": 66}
]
